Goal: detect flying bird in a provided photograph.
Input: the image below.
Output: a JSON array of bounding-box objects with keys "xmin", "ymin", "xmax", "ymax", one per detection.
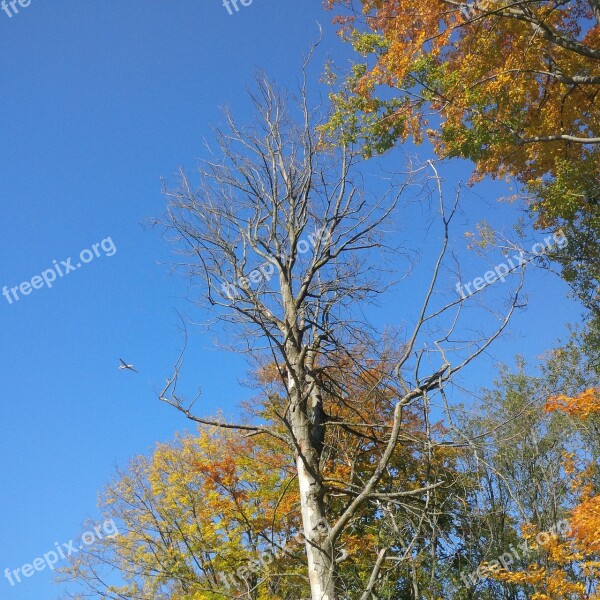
[{"xmin": 118, "ymin": 358, "xmax": 139, "ymax": 373}]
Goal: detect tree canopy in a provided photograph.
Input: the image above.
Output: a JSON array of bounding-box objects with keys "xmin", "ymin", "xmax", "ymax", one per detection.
[{"xmin": 326, "ymin": 0, "xmax": 600, "ymax": 312}]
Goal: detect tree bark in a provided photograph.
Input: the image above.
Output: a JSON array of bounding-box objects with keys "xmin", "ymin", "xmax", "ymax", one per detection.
[
  {"xmin": 287, "ymin": 349, "xmax": 337, "ymax": 600},
  {"xmin": 296, "ymin": 445, "xmax": 337, "ymax": 600}
]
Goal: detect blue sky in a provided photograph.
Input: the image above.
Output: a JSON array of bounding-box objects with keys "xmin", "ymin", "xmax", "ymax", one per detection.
[{"xmin": 0, "ymin": 1, "xmax": 584, "ymax": 598}]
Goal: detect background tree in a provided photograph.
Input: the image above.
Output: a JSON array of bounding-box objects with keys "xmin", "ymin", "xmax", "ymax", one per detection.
[
  {"xmin": 484, "ymin": 387, "xmax": 600, "ymax": 599},
  {"xmin": 325, "ymin": 0, "xmax": 600, "ymax": 315},
  {"xmin": 448, "ymin": 326, "xmax": 600, "ymax": 598},
  {"xmin": 59, "ymin": 426, "xmax": 304, "ymax": 600}
]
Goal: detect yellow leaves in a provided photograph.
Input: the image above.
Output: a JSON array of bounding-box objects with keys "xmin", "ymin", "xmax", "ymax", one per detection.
[
  {"xmin": 485, "ymin": 538, "xmax": 590, "ymax": 599},
  {"xmin": 464, "ymin": 221, "xmax": 496, "ymax": 250},
  {"xmin": 484, "ymin": 560, "xmax": 547, "ymax": 588},
  {"xmin": 76, "ymin": 425, "xmax": 303, "ymax": 599}
]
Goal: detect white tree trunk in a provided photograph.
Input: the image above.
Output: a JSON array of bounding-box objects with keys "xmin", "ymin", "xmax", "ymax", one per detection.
[
  {"xmin": 288, "ymin": 358, "xmax": 337, "ymax": 600},
  {"xmin": 296, "ymin": 437, "xmax": 337, "ymax": 600}
]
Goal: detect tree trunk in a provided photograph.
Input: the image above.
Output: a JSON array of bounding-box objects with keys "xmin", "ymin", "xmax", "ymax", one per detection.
[
  {"xmin": 287, "ymin": 359, "xmax": 337, "ymax": 600},
  {"xmin": 297, "ymin": 453, "xmax": 337, "ymax": 599}
]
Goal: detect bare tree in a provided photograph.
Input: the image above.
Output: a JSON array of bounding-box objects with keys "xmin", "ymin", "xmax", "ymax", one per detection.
[{"xmin": 158, "ymin": 69, "xmax": 525, "ymax": 600}]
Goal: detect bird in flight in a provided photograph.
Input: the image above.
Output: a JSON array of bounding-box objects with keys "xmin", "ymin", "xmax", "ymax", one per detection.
[{"xmin": 118, "ymin": 358, "xmax": 139, "ymax": 373}]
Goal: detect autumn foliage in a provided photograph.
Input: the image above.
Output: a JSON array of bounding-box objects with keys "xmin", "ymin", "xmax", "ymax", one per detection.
[
  {"xmin": 326, "ymin": 0, "xmax": 600, "ymax": 195},
  {"xmin": 483, "ymin": 388, "xmax": 600, "ymax": 599},
  {"xmin": 326, "ymin": 0, "xmax": 600, "ymax": 312}
]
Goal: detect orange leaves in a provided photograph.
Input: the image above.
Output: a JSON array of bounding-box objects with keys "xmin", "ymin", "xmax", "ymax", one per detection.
[
  {"xmin": 571, "ymin": 495, "xmax": 600, "ymax": 554},
  {"xmin": 482, "ymin": 386, "xmax": 600, "ymax": 598},
  {"xmin": 545, "ymin": 387, "xmax": 600, "ymax": 419}
]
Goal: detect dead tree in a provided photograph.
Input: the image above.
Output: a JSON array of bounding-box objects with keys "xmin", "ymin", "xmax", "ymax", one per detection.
[{"xmin": 158, "ymin": 71, "xmax": 525, "ymax": 600}]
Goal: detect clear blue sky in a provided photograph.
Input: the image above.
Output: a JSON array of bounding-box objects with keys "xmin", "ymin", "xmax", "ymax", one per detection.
[{"xmin": 0, "ymin": 2, "xmax": 583, "ymax": 598}]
